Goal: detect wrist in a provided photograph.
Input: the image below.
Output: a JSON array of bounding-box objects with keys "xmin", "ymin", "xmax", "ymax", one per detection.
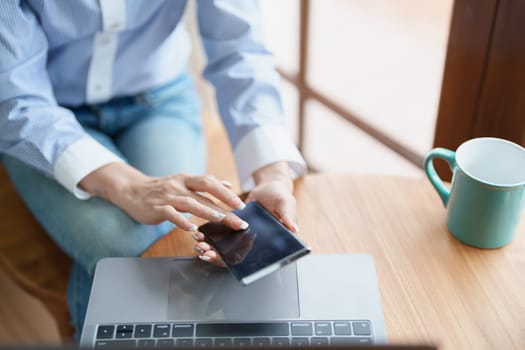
[
  {"xmin": 79, "ymin": 162, "xmax": 147, "ymax": 204},
  {"xmin": 253, "ymin": 161, "xmax": 294, "ymax": 191}
]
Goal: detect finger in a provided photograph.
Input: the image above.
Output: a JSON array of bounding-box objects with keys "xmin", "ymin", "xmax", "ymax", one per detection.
[
  {"xmin": 273, "ymin": 197, "xmax": 299, "ymax": 233},
  {"xmin": 185, "ymin": 175, "xmax": 245, "ymax": 210},
  {"xmin": 245, "ymin": 192, "xmax": 255, "ymax": 203},
  {"xmin": 199, "ymin": 250, "xmax": 225, "ymax": 267},
  {"xmin": 191, "ymin": 231, "xmax": 205, "ymax": 242},
  {"xmin": 154, "ymin": 205, "xmax": 197, "ymax": 232},
  {"xmin": 187, "ymin": 192, "xmax": 225, "ymax": 212},
  {"xmin": 282, "ymin": 216, "xmax": 300, "ymax": 234},
  {"xmin": 221, "ymin": 213, "xmax": 250, "ymax": 231},
  {"xmin": 168, "ymin": 195, "xmax": 227, "ymax": 223},
  {"xmin": 189, "ymin": 193, "xmax": 249, "ymax": 230},
  {"xmin": 193, "ymin": 242, "xmax": 225, "ymax": 267},
  {"xmin": 195, "ymin": 241, "xmax": 212, "ymax": 253},
  {"xmin": 221, "ymin": 180, "xmax": 233, "ymax": 189}
]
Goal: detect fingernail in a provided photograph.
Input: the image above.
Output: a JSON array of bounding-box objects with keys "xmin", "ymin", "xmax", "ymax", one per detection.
[
  {"xmin": 192, "ymin": 232, "xmax": 205, "ymax": 241},
  {"xmin": 239, "ymin": 221, "xmax": 249, "ymax": 230},
  {"xmin": 292, "ymin": 223, "xmax": 300, "ymax": 234},
  {"xmin": 188, "ymin": 224, "xmax": 198, "ymax": 232},
  {"xmin": 199, "ymin": 255, "xmax": 211, "ymax": 262},
  {"xmin": 193, "ymin": 246, "xmax": 204, "ymax": 254},
  {"xmin": 237, "ymin": 202, "xmax": 246, "ymax": 210},
  {"xmin": 212, "ymin": 211, "xmax": 227, "ymax": 220},
  {"xmin": 221, "ymin": 180, "xmax": 233, "ymax": 188}
]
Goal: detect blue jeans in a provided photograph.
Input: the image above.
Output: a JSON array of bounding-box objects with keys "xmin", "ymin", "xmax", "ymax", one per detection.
[{"xmin": 2, "ymin": 73, "xmax": 206, "ymax": 339}]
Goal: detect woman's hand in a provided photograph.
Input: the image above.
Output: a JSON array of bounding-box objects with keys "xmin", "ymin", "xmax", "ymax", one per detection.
[
  {"xmin": 248, "ymin": 161, "xmax": 298, "ymax": 233},
  {"xmin": 79, "ymin": 162, "xmax": 249, "ymax": 231},
  {"xmin": 193, "ymin": 161, "xmax": 298, "ymax": 265}
]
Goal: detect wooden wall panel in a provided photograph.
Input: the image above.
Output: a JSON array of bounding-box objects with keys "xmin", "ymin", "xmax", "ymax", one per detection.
[
  {"xmin": 472, "ymin": 0, "xmax": 525, "ymax": 143},
  {"xmin": 433, "ymin": 0, "xmax": 498, "ymax": 151},
  {"xmin": 434, "ymin": 0, "xmax": 525, "ymax": 179}
]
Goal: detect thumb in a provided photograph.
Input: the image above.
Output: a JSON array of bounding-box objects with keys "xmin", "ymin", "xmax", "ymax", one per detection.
[
  {"xmin": 245, "ymin": 191, "xmax": 256, "ymax": 203},
  {"xmin": 281, "ymin": 215, "xmax": 300, "ymax": 234},
  {"xmin": 274, "ymin": 197, "xmax": 299, "ymax": 234}
]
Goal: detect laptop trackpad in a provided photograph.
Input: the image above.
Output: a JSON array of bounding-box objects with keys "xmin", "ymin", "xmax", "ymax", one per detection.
[{"xmin": 168, "ymin": 259, "xmax": 299, "ymax": 321}]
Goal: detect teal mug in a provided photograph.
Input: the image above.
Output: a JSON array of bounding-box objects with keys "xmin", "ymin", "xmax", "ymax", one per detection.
[{"xmin": 424, "ymin": 137, "xmax": 525, "ymax": 248}]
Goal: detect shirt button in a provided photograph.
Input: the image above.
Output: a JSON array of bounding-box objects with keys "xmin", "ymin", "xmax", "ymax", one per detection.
[
  {"xmin": 95, "ymin": 84, "xmax": 103, "ymax": 91},
  {"xmin": 110, "ymin": 22, "xmax": 122, "ymax": 30}
]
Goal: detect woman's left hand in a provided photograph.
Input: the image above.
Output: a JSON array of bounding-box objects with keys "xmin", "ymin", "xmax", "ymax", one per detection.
[
  {"xmin": 244, "ymin": 178, "xmax": 298, "ymax": 234},
  {"xmin": 193, "ymin": 161, "xmax": 298, "ymax": 265}
]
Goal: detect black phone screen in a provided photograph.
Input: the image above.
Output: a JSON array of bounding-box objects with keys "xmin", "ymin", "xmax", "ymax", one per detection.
[{"xmin": 198, "ymin": 201, "xmax": 310, "ymax": 284}]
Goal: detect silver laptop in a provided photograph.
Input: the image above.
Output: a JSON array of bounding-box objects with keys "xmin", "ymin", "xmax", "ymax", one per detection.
[{"xmin": 80, "ymin": 254, "xmax": 387, "ymax": 347}]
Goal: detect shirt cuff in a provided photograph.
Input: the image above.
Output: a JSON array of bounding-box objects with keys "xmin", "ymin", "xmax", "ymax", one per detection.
[
  {"xmin": 53, "ymin": 136, "xmax": 124, "ymax": 199},
  {"xmin": 234, "ymin": 125, "xmax": 307, "ymax": 192}
]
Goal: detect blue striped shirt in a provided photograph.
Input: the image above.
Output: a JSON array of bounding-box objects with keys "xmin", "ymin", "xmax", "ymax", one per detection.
[{"xmin": 0, "ymin": 0, "xmax": 305, "ymax": 197}]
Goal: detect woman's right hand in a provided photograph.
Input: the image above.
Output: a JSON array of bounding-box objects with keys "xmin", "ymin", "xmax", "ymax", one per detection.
[{"xmin": 79, "ymin": 162, "xmax": 248, "ymax": 231}]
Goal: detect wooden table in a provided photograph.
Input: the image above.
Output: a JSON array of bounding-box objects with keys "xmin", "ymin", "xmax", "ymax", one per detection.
[{"xmin": 143, "ymin": 174, "xmax": 525, "ymax": 349}]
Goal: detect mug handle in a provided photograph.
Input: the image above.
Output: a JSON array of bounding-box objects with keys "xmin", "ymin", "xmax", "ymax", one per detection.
[{"xmin": 424, "ymin": 148, "xmax": 456, "ymax": 207}]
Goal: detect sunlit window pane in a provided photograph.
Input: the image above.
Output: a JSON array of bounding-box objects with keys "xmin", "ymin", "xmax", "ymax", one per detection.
[
  {"xmin": 261, "ymin": 0, "xmax": 300, "ymax": 75},
  {"xmin": 305, "ymin": 100, "xmax": 422, "ymax": 176},
  {"xmin": 307, "ymin": 0, "xmax": 452, "ymax": 153}
]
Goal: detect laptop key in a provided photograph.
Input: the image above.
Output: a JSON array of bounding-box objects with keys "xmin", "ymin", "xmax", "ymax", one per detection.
[
  {"xmin": 214, "ymin": 338, "xmax": 233, "ymax": 347},
  {"xmin": 157, "ymin": 339, "xmax": 175, "ymax": 347},
  {"xmin": 95, "ymin": 340, "xmax": 136, "ymax": 348},
  {"xmin": 116, "ymin": 325, "xmax": 133, "ymax": 332},
  {"xmin": 331, "ymin": 337, "xmax": 373, "ymax": 345},
  {"xmin": 291, "ymin": 322, "xmax": 313, "ymax": 336},
  {"xmin": 232, "ymin": 338, "xmax": 251, "ymax": 347},
  {"xmin": 334, "ymin": 321, "xmax": 352, "ymax": 335},
  {"xmin": 314, "ymin": 322, "xmax": 332, "ymax": 336},
  {"xmin": 96, "ymin": 325, "xmax": 114, "ymax": 339},
  {"xmin": 134, "ymin": 324, "xmax": 152, "ymax": 338},
  {"xmin": 291, "ymin": 337, "xmax": 309, "ymax": 346},
  {"xmin": 194, "ymin": 338, "xmax": 213, "ymax": 348},
  {"xmin": 176, "ymin": 338, "xmax": 194, "ymax": 347},
  {"xmin": 310, "ymin": 337, "xmax": 329, "ymax": 346},
  {"xmin": 272, "ymin": 337, "xmax": 290, "ymax": 347},
  {"xmin": 115, "ymin": 331, "xmax": 133, "ymax": 338},
  {"xmin": 197, "ymin": 322, "xmax": 289, "ymax": 337},
  {"xmin": 252, "ymin": 338, "xmax": 271, "ymax": 347},
  {"xmin": 352, "ymin": 321, "xmax": 371, "ymax": 336},
  {"xmin": 115, "ymin": 324, "xmax": 134, "ymax": 339},
  {"xmin": 153, "ymin": 324, "xmax": 171, "ymax": 338},
  {"xmin": 173, "ymin": 323, "xmax": 194, "ymax": 337},
  {"xmin": 137, "ymin": 339, "xmax": 155, "ymax": 347}
]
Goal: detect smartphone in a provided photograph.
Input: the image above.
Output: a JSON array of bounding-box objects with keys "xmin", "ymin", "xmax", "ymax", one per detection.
[{"xmin": 198, "ymin": 201, "xmax": 311, "ymax": 285}]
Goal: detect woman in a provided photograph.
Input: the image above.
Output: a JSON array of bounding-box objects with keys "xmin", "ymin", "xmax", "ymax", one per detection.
[{"xmin": 0, "ymin": 0, "xmax": 305, "ymax": 337}]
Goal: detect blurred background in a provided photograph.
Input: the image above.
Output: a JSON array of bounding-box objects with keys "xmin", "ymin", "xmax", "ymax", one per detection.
[{"xmin": 190, "ymin": 0, "xmax": 453, "ymax": 181}]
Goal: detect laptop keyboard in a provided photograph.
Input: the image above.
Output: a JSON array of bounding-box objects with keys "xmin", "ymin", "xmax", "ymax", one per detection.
[{"xmin": 94, "ymin": 320, "xmax": 373, "ymax": 347}]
